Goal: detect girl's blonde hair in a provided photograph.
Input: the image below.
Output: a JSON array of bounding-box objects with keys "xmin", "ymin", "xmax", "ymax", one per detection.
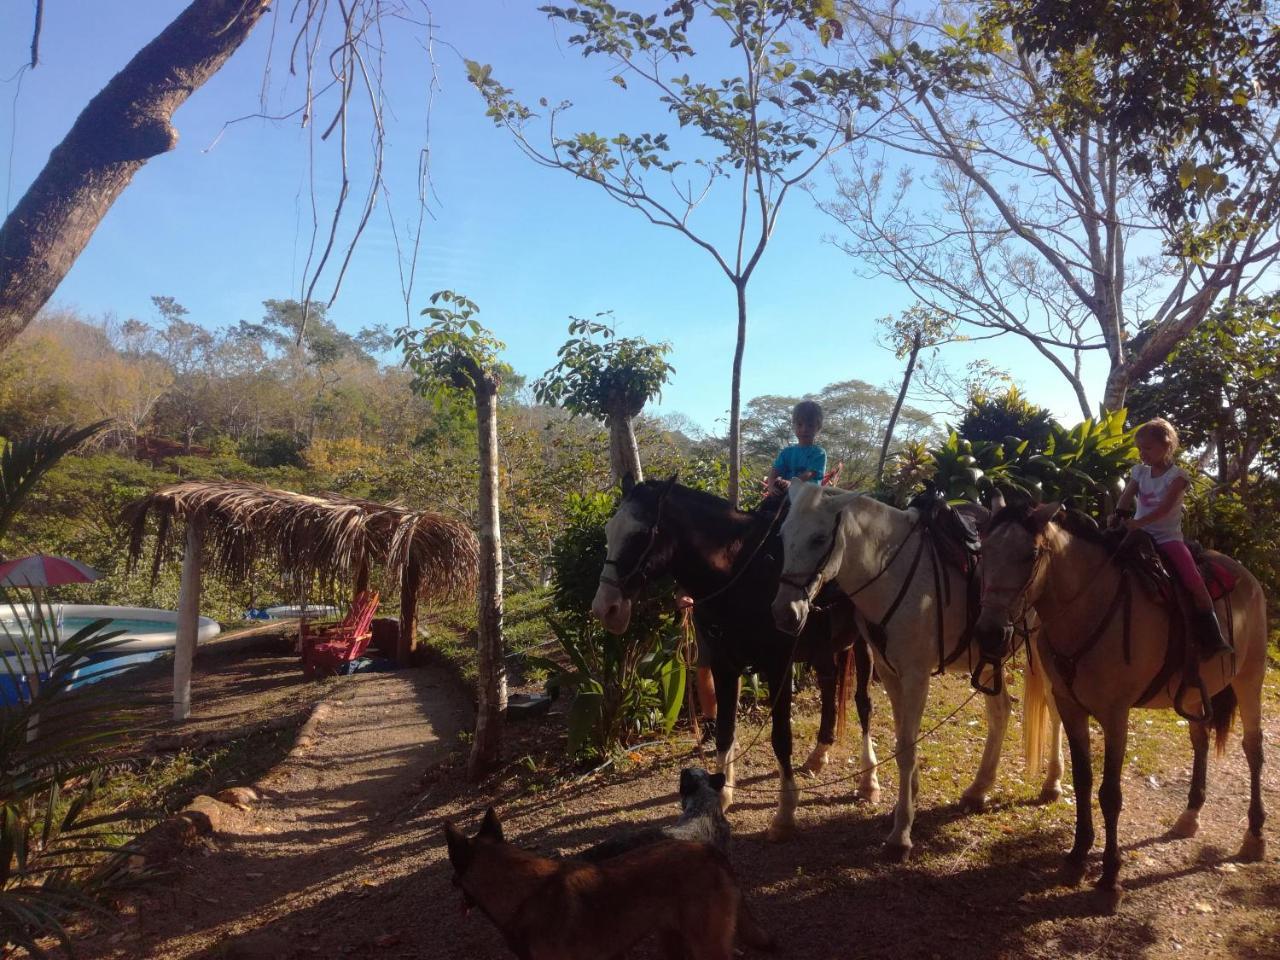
[{"xmin": 1135, "ymin": 417, "xmax": 1179, "ymax": 465}]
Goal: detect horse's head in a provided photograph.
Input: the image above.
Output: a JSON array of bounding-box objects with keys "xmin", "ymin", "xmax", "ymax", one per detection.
[
  {"xmin": 974, "ymin": 500, "xmax": 1060, "ymax": 651},
  {"xmin": 771, "ymin": 482, "xmax": 858, "ymax": 636},
  {"xmin": 591, "ymin": 473, "xmax": 679, "ymax": 634}
]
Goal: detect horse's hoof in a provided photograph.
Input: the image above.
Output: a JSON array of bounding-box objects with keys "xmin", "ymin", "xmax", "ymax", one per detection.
[
  {"xmin": 858, "ymin": 786, "xmax": 882, "ymax": 806},
  {"xmin": 959, "ymin": 790, "xmax": 987, "ymax": 813},
  {"xmin": 1094, "ymin": 880, "xmax": 1124, "ymax": 914},
  {"xmin": 1238, "ymin": 831, "xmax": 1267, "ymax": 862},
  {"xmin": 798, "ymin": 759, "xmax": 827, "ymax": 777},
  {"xmin": 882, "ymin": 842, "xmax": 911, "ymax": 863},
  {"xmin": 1038, "ymin": 784, "xmax": 1062, "ymax": 804},
  {"xmin": 766, "ymin": 819, "xmax": 796, "ymax": 842},
  {"xmin": 1059, "ymin": 858, "xmax": 1088, "ymax": 887},
  {"xmin": 1170, "ymin": 809, "xmax": 1200, "ymax": 839}
]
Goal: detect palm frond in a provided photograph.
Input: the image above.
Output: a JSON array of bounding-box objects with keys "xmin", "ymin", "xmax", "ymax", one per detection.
[{"xmin": 0, "ymin": 421, "xmax": 110, "ymax": 544}]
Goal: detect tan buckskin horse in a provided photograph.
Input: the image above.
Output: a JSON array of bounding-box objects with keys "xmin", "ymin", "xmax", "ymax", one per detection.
[
  {"xmin": 771, "ymin": 483, "xmax": 1065, "ymax": 861},
  {"xmin": 975, "ymin": 501, "xmax": 1267, "ymax": 906}
]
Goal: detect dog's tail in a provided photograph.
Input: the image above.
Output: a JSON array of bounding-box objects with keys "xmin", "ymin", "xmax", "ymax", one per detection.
[{"xmin": 736, "ymin": 895, "xmax": 776, "ymax": 952}]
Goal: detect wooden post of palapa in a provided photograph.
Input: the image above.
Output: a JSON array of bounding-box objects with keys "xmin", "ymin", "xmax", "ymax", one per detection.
[{"xmin": 173, "ymin": 518, "xmax": 204, "ymax": 721}]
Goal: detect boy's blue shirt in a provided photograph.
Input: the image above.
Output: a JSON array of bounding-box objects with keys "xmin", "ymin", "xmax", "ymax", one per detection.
[{"xmin": 774, "ymin": 444, "xmax": 827, "ymax": 482}]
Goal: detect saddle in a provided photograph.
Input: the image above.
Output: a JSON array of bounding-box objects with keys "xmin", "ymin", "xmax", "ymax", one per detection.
[
  {"xmin": 1096, "ymin": 520, "xmax": 1239, "ymax": 722},
  {"xmin": 906, "ymin": 489, "xmax": 981, "ymax": 576}
]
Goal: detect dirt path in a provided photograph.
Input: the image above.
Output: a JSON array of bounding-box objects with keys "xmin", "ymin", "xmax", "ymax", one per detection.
[
  {"xmin": 65, "ymin": 653, "xmax": 1280, "ymax": 960},
  {"xmin": 74, "ymin": 667, "xmax": 471, "ymax": 960}
]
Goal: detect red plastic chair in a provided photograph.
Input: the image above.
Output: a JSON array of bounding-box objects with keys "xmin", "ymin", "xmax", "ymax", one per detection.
[{"xmin": 301, "ymin": 591, "xmax": 380, "ymax": 678}]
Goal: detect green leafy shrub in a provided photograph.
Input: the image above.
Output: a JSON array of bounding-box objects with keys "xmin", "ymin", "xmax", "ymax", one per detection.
[
  {"xmin": 531, "ymin": 491, "xmax": 684, "ymax": 759},
  {"xmin": 927, "ymin": 410, "xmax": 1137, "ymax": 518}
]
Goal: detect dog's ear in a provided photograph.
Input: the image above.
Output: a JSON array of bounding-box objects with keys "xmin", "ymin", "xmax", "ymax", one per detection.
[
  {"xmin": 444, "ymin": 821, "xmax": 472, "ymax": 873},
  {"xmin": 679, "ymin": 768, "xmax": 696, "ymax": 797},
  {"xmin": 479, "ymin": 807, "xmax": 504, "ymax": 842},
  {"xmin": 621, "ymin": 471, "xmax": 635, "ymax": 496},
  {"xmin": 709, "ymin": 772, "xmax": 726, "ymax": 791}
]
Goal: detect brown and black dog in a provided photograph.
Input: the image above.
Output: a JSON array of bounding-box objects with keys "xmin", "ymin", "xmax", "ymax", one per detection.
[{"xmin": 444, "ymin": 808, "xmax": 773, "ymax": 960}]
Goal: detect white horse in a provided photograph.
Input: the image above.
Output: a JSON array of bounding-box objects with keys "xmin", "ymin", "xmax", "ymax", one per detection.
[{"xmin": 771, "ymin": 482, "xmax": 1064, "ymax": 861}]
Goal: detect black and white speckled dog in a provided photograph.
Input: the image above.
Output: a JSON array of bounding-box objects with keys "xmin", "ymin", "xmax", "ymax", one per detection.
[{"xmin": 578, "ymin": 767, "xmax": 731, "ymax": 862}]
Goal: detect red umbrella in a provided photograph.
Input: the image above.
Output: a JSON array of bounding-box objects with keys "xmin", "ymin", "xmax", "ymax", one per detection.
[{"xmin": 0, "ymin": 554, "xmax": 103, "ymax": 588}]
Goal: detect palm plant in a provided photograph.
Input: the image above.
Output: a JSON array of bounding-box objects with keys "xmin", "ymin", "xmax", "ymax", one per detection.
[{"xmin": 0, "ymin": 421, "xmax": 151, "ymax": 955}]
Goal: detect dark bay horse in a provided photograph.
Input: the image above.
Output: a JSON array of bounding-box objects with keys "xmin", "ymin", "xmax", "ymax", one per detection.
[
  {"xmin": 975, "ymin": 501, "xmax": 1267, "ymax": 904},
  {"xmin": 591, "ymin": 477, "xmax": 876, "ymax": 840}
]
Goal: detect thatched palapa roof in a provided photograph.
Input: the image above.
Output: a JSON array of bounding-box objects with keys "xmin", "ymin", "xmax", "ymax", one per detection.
[{"xmin": 126, "ymin": 481, "xmax": 478, "ymax": 601}]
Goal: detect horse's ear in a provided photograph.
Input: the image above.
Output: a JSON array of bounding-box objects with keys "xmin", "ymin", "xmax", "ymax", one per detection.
[
  {"xmin": 621, "ymin": 472, "xmax": 635, "ymax": 496},
  {"xmin": 479, "ymin": 807, "xmax": 504, "ymax": 842},
  {"xmin": 659, "ymin": 472, "xmax": 679, "ymax": 497},
  {"xmin": 1030, "ymin": 501, "xmax": 1062, "ymax": 530}
]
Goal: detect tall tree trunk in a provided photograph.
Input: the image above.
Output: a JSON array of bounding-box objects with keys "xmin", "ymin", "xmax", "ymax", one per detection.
[
  {"xmin": 606, "ymin": 395, "xmax": 643, "ymax": 484},
  {"xmin": 468, "ymin": 376, "xmax": 507, "ymax": 781},
  {"xmin": 0, "ymin": 0, "xmax": 273, "ymax": 351},
  {"xmin": 727, "ymin": 280, "xmax": 748, "ymax": 508},
  {"xmin": 876, "ymin": 330, "xmax": 923, "ymax": 483}
]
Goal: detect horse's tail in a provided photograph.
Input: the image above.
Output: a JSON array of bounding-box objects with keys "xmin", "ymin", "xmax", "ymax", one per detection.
[
  {"xmin": 835, "ymin": 644, "xmax": 852, "ymax": 743},
  {"xmin": 1022, "ymin": 658, "xmax": 1051, "ymax": 778},
  {"xmin": 1211, "ymin": 684, "xmax": 1237, "ymax": 757}
]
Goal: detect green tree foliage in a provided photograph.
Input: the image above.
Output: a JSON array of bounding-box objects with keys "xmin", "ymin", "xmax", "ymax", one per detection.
[
  {"xmin": 986, "ymin": 0, "xmax": 1280, "ymax": 226},
  {"xmin": 398, "ymin": 291, "xmax": 508, "ymax": 780},
  {"xmin": 535, "ymin": 315, "xmax": 673, "ymax": 483},
  {"xmin": 823, "ymin": 1, "xmax": 1280, "ymax": 413},
  {"xmin": 1128, "ymin": 294, "xmax": 1280, "ymax": 485},
  {"xmin": 956, "ymin": 386, "xmax": 1053, "ymax": 452},
  {"xmin": 468, "ymin": 0, "xmax": 880, "ymax": 505}
]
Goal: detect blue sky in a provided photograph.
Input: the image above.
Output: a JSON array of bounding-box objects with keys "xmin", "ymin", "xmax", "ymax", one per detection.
[{"xmin": 1, "ymin": 1, "xmax": 1110, "ymax": 433}]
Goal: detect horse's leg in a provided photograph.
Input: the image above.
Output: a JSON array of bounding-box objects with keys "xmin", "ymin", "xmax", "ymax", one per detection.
[
  {"xmin": 853, "ymin": 634, "xmax": 880, "ymax": 803},
  {"xmin": 1058, "ymin": 697, "xmax": 1095, "ymax": 886},
  {"xmin": 1042, "ymin": 685, "xmax": 1065, "ymax": 803},
  {"xmin": 801, "ymin": 656, "xmax": 837, "ymax": 776},
  {"xmin": 766, "ymin": 662, "xmax": 799, "ymax": 842},
  {"xmin": 1095, "ymin": 710, "xmax": 1130, "ymax": 906},
  {"xmin": 960, "ymin": 671, "xmax": 1011, "ymax": 812},
  {"xmin": 1234, "ymin": 667, "xmax": 1268, "ymax": 861},
  {"xmin": 882, "ymin": 666, "xmax": 928, "ymax": 862},
  {"xmin": 712, "ymin": 666, "xmax": 740, "ymax": 813},
  {"xmin": 1171, "ymin": 720, "xmax": 1210, "ymax": 838}
]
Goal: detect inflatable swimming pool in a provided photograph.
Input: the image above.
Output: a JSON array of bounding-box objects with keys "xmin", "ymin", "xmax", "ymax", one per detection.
[{"xmin": 0, "ymin": 604, "xmax": 221, "ymax": 653}]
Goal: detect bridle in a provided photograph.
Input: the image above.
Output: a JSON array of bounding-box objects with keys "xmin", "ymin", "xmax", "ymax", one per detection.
[
  {"xmin": 597, "ymin": 496, "xmax": 666, "ymax": 594},
  {"xmin": 599, "ymin": 489, "xmax": 788, "ymax": 606},
  {"xmin": 776, "ymin": 511, "xmax": 845, "ymax": 601},
  {"xmin": 777, "ymin": 508, "xmax": 922, "ymax": 607}
]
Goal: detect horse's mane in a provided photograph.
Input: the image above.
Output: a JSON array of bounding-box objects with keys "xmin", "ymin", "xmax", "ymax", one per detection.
[
  {"xmin": 987, "ymin": 503, "xmax": 1110, "ymax": 546},
  {"xmin": 630, "ymin": 479, "xmax": 780, "ymax": 520}
]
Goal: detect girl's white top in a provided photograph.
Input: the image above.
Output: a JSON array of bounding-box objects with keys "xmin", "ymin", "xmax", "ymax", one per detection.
[{"xmin": 1131, "ymin": 463, "xmax": 1187, "ymax": 544}]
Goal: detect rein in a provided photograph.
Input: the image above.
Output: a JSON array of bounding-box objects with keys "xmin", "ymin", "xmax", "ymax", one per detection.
[{"xmin": 691, "ymin": 502, "xmax": 787, "ymax": 607}]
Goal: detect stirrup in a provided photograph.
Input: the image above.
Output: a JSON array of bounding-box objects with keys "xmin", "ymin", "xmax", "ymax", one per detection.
[
  {"xmin": 1173, "ymin": 675, "xmax": 1213, "ymax": 725},
  {"xmin": 970, "ymin": 652, "xmax": 1003, "ymax": 696}
]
